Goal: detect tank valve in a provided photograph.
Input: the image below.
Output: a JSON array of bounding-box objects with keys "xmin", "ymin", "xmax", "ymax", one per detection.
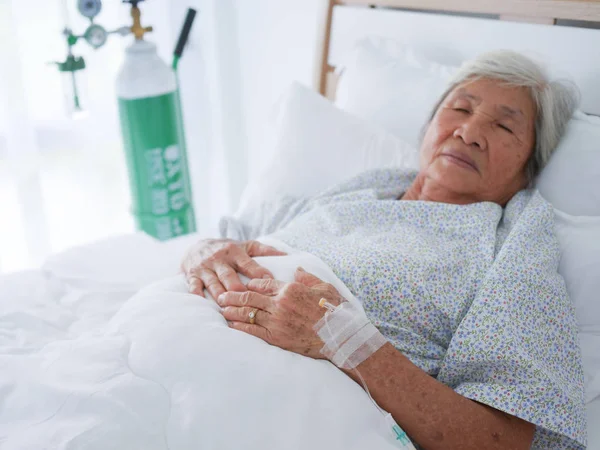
[{"xmin": 123, "ymin": 0, "xmax": 153, "ymax": 40}]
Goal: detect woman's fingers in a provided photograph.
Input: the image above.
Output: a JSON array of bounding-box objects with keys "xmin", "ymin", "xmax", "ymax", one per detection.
[
  {"xmin": 221, "ymin": 306, "xmax": 269, "ymax": 326},
  {"xmin": 182, "ymin": 239, "xmax": 286, "ymax": 297},
  {"xmin": 244, "ymin": 240, "xmax": 287, "ymax": 258},
  {"xmin": 213, "ymin": 262, "xmax": 247, "ymax": 292},
  {"xmin": 226, "ymin": 279, "xmax": 334, "ymax": 360},
  {"xmin": 217, "ymin": 290, "xmax": 273, "ymax": 312},
  {"xmin": 234, "ymin": 254, "xmax": 275, "ymax": 280},
  {"xmin": 197, "ymin": 268, "xmax": 226, "ymax": 300},
  {"xmin": 187, "ymin": 274, "xmax": 205, "ymax": 295},
  {"xmin": 246, "ymin": 278, "xmax": 285, "ymax": 296}
]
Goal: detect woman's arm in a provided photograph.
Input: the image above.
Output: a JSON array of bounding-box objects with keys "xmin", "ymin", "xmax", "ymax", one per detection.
[{"xmin": 344, "ymin": 343, "xmax": 535, "ymax": 450}]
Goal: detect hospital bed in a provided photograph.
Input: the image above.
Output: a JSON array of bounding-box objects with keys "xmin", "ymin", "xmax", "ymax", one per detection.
[{"xmin": 1, "ymin": 0, "xmax": 600, "ymax": 448}]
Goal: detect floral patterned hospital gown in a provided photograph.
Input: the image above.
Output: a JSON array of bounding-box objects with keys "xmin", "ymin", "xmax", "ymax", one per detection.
[{"xmin": 220, "ymin": 168, "xmax": 586, "ymax": 449}]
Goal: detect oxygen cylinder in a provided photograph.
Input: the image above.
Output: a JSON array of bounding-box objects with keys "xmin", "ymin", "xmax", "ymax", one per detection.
[{"xmin": 116, "ymin": 40, "xmax": 196, "ymax": 240}]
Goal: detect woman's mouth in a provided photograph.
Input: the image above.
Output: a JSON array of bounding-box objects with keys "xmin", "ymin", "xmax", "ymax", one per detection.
[{"xmin": 440, "ymin": 151, "xmax": 479, "ymax": 173}]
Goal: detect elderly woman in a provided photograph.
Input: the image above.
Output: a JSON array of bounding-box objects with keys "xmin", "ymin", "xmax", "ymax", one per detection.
[{"xmin": 182, "ymin": 51, "xmax": 585, "ymax": 450}]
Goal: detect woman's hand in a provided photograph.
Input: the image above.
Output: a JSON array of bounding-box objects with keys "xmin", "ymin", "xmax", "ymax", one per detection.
[
  {"xmin": 217, "ymin": 267, "xmax": 343, "ymax": 359},
  {"xmin": 181, "ymin": 239, "xmax": 287, "ymax": 299}
]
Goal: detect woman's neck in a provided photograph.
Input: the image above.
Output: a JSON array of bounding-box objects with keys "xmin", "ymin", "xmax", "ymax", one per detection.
[{"xmin": 400, "ymin": 173, "xmax": 476, "ymax": 205}]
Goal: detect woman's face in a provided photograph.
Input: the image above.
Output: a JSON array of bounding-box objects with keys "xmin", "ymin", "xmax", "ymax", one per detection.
[{"xmin": 419, "ymin": 78, "xmax": 536, "ymax": 205}]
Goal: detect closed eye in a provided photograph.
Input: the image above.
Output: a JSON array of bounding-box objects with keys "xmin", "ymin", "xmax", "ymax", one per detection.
[
  {"xmin": 498, "ymin": 124, "xmax": 513, "ymax": 134},
  {"xmin": 453, "ymin": 108, "xmax": 470, "ymax": 114}
]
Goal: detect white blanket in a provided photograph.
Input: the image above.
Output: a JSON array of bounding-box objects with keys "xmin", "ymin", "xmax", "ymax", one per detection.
[{"xmin": 0, "ymin": 237, "xmax": 399, "ymax": 450}]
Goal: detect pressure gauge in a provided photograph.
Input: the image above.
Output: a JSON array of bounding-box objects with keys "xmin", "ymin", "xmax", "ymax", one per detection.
[
  {"xmin": 78, "ymin": 0, "xmax": 102, "ymax": 19},
  {"xmin": 84, "ymin": 24, "xmax": 108, "ymax": 49}
]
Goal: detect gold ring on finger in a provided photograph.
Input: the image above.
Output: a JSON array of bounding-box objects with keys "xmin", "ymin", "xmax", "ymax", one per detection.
[{"xmin": 248, "ymin": 308, "xmax": 258, "ymax": 325}]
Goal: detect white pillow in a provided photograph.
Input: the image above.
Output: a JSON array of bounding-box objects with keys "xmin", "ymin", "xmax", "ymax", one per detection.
[
  {"xmin": 554, "ymin": 209, "xmax": 600, "ymax": 403},
  {"xmin": 538, "ymin": 112, "xmax": 600, "ymax": 216},
  {"xmin": 236, "ymin": 82, "xmax": 419, "ymax": 215},
  {"xmin": 335, "ymin": 36, "xmax": 457, "ymax": 149}
]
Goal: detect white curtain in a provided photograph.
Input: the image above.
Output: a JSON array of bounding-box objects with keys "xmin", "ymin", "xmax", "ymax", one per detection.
[{"xmin": 0, "ymin": 0, "xmax": 243, "ymax": 274}]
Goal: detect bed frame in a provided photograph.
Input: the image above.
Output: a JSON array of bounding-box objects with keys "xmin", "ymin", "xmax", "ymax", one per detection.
[{"xmin": 315, "ymin": 0, "xmax": 600, "ymax": 101}]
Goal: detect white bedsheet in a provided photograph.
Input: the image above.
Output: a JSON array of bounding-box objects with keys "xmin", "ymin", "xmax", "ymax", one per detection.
[{"xmin": 0, "ymin": 235, "xmax": 400, "ymax": 450}]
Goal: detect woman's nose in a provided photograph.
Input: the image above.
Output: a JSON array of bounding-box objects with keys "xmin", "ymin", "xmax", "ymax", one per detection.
[{"xmin": 453, "ymin": 117, "xmax": 487, "ymax": 150}]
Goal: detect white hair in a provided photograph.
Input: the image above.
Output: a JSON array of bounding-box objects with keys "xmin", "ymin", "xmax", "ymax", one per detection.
[{"xmin": 428, "ymin": 50, "xmax": 579, "ymax": 183}]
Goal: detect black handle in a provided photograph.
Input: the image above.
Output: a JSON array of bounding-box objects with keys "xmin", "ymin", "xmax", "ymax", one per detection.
[
  {"xmin": 122, "ymin": 0, "xmax": 145, "ymax": 7},
  {"xmin": 174, "ymin": 8, "xmax": 197, "ymax": 59}
]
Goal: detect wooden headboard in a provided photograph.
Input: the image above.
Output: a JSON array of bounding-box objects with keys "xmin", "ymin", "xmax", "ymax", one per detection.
[{"xmin": 315, "ymin": 0, "xmax": 600, "ymax": 100}]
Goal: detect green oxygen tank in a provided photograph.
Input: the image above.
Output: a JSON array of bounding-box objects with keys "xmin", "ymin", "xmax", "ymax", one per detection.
[{"xmin": 116, "ymin": 39, "xmax": 196, "ymax": 240}]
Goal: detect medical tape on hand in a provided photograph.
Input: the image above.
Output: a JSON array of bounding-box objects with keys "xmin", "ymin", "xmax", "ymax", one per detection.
[
  {"xmin": 316, "ymin": 307, "xmax": 367, "ymax": 359},
  {"xmin": 332, "ymin": 323, "xmax": 388, "ymax": 369},
  {"xmin": 314, "ymin": 301, "xmax": 386, "ymax": 370}
]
